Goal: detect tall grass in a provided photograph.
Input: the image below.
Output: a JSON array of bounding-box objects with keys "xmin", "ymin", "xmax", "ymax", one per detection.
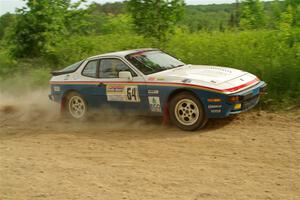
[{"xmin": 165, "ymin": 30, "xmax": 300, "ymax": 104}]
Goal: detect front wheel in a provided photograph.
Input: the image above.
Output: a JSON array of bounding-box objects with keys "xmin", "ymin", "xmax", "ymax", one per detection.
[
  {"xmin": 65, "ymin": 92, "xmax": 88, "ymax": 120},
  {"xmin": 169, "ymin": 92, "xmax": 207, "ymax": 131}
]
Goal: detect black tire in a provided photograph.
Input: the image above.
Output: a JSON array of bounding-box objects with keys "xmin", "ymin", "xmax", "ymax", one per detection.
[
  {"xmin": 169, "ymin": 91, "xmax": 207, "ymax": 131},
  {"xmin": 65, "ymin": 91, "xmax": 88, "ymax": 120}
]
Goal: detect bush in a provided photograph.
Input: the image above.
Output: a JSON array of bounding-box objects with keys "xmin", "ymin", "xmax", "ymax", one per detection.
[
  {"xmin": 46, "ymin": 33, "xmax": 152, "ymax": 67},
  {"xmin": 0, "ymin": 49, "xmax": 17, "ymax": 76},
  {"xmin": 164, "ymin": 30, "xmax": 300, "ymax": 105},
  {"xmin": 0, "ymin": 49, "xmax": 52, "ymax": 89}
]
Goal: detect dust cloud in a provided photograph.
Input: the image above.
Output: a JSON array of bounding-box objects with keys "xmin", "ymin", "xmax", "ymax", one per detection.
[
  {"xmin": 0, "ymin": 88, "xmax": 164, "ymax": 132},
  {"xmin": 0, "ymin": 89, "xmax": 58, "ymax": 122}
]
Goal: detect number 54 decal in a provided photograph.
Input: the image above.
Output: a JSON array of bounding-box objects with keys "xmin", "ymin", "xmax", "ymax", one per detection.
[
  {"xmin": 127, "ymin": 87, "xmax": 138, "ymax": 101},
  {"xmin": 107, "ymin": 85, "xmax": 140, "ymax": 102}
]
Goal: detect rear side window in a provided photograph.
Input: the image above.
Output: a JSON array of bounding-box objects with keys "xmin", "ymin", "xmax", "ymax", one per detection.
[
  {"xmin": 82, "ymin": 60, "xmax": 99, "ymax": 78},
  {"xmin": 99, "ymin": 58, "xmax": 136, "ymax": 78}
]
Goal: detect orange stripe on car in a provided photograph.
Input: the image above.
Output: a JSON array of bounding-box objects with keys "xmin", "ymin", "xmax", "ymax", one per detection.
[{"xmin": 49, "ymin": 78, "xmax": 260, "ymax": 94}]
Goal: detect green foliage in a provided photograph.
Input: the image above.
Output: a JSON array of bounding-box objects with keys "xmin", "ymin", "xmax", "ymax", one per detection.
[
  {"xmin": 127, "ymin": 0, "xmax": 184, "ymax": 43},
  {"xmin": 83, "ymin": 2, "xmax": 129, "ymax": 35},
  {"xmin": 240, "ymin": 0, "xmax": 266, "ymax": 29},
  {"xmin": 0, "ymin": 13, "xmax": 16, "ymax": 40},
  {"xmin": 88, "ymin": 2, "xmax": 126, "ymax": 15},
  {"xmin": 164, "ymin": 30, "xmax": 300, "ymax": 104},
  {"xmin": 279, "ymin": 4, "xmax": 294, "ymax": 38},
  {"xmin": 0, "ymin": 67, "xmax": 51, "ymax": 91},
  {"xmin": 101, "ymin": 14, "xmax": 134, "ymax": 34},
  {"xmin": 46, "ymin": 33, "xmax": 152, "ymax": 67},
  {"xmin": 11, "ymin": 0, "xmax": 88, "ymax": 58},
  {"xmin": 0, "ymin": 49, "xmax": 17, "ymax": 76},
  {"xmin": 228, "ymin": 1, "xmax": 241, "ymax": 29},
  {"xmin": 181, "ymin": 4, "xmax": 231, "ymax": 31},
  {"xmin": 268, "ymin": 0, "xmax": 282, "ymax": 28},
  {"xmin": 283, "ymin": 0, "xmax": 300, "ymax": 27}
]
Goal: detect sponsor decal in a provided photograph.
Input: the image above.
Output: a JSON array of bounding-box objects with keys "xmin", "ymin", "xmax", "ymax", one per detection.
[
  {"xmin": 210, "ymin": 109, "xmax": 222, "ymax": 113},
  {"xmin": 148, "ymin": 77, "xmax": 155, "ymax": 81},
  {"xmin": 148, "ymin": 89, "xmax": 159, "ymax": 94},
  {"xmin": 106, "ymin": 85, "xmax": 140, "ymax": 102},
  {"xmin": 53, "ymin": 86, "xmax": 60, "ymax": 92},
  {"xmin": 148, "ymin": 96, "xmax": 161, "ymax": 112},
  {"xmin": 207, "ymin": 98, "xmax": 222, "ymax": 102},
  {"xmin": 208, "ymin": 104, "xmax": 222, "ymax": 109},
  {"xmin": 157, "ymin": 77, "xmax": 165, "ymax": 81},
  {"xmin": 147, "ymin": 77, "xmax": 165, "ymax": 81},
  {"xmin": 107, "ymin": 85, "xmax": 124, "ymax": 93}
]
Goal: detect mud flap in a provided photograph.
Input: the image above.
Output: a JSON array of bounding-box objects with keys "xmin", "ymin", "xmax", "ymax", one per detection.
[
  {"xmin": 163, "ymin": 103, "xmax": 170, "ymax": 125},
  {"xmin": 60, "ymin": 97, "xmax": 66, "ymax": 115}
]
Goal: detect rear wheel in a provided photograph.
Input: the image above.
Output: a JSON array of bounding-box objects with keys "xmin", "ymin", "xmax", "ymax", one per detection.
[
  {"xmin": 169, "ymin": 92, "xmax": 207, "ymax": 131},
  {"xmin": 65, "ymin": 92, "xmax": 87, "ymax": 120}
]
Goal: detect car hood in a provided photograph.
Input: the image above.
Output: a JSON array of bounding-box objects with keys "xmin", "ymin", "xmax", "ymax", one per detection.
[{"xmin": 147, "ymin": 65, "xmax": 259, "ymax": 93}]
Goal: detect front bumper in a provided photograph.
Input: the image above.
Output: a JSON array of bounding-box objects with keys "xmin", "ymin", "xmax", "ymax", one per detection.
[
  {"xmin": 228, "ymin": 81, "xmax": 267, "ymax": 114},
  {"xmin": 203, "ymin": 81, "xmax": 267, "ymax": 118}
]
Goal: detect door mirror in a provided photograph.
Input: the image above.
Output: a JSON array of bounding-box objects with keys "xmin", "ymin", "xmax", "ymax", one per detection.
[{"xmin": 119, "ymin": 71, "xmax": 133, "ymax": 81}]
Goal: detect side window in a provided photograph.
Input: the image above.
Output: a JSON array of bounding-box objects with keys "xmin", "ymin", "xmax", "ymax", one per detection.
[
  {"xmin": 82, "ymin": 60, "xmax": 98, "ymax": 78},
  {"xmin": 99, "ymin": 58, "xmax": 136, "ymax": 78}
]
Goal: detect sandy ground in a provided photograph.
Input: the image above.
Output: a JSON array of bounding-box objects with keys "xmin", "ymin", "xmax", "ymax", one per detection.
[{"xmin": 0, "ymin": 90, "xmax": 300, "ymax": 200}]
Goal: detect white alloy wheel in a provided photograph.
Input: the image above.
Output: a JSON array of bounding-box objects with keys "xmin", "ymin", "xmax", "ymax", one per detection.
[
  {"xmin": 169, "ymin": 92, "xmax": 207, "ymax": 131},
  {"xmin": 174, "ymin": 99, "xmax": 200, "ymax": 126},
  {"xmin": 68, "ymin": 95, "xmax": 86, "ymax": 119}
]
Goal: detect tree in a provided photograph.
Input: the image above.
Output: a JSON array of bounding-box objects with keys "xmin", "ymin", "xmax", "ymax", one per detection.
[
  {"xmin": 11, "ymin": 0, "xmax": 88, "ymax": 58},
  {"xmin": 228, "ymin": 0, "xmax": 241, "ymax": 28},
  {"xmin": 284, "ymin": 0, "xmax": 300, "ymax": 27},
  {"xmin": 269, "ymin": 0, "xmax": 282, "ymax": 29},
  {"xmin": 280, "ymin": 4, "xmax": 293, "ymax": 32},
  {"xmin": 127, "ymin": 0, "xmax": 184, "ymax": 44},
  {"xmin": 0, "ymin": 13, "xmax": 16, "ymax": 40},
  {"xmin": 240, "ymin": 0, "xmax": 266, "ymax": 29},
  {"xmin": 285, "ymin": 0, "xmax": 300, "ymax": 8},
  {"xmin": 84, "ymin": 2, "xmax": 127, "ymax": 35}
]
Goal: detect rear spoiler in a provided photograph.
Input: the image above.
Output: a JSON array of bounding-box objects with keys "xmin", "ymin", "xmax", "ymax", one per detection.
[{"xmin": 51, "ymin": 70, "xmax": 74, "ymax": 76}]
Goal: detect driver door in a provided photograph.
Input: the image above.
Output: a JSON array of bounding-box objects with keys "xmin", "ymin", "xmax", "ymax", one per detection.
[{"xmin": 98, "ymin": 58, "xmax": 147, "ymax": 112}]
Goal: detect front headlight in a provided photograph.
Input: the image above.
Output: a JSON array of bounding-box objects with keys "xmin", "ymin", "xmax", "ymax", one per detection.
[{"xmin": 228, "ymin": 96, "xmax": 241, "ymax": 102}]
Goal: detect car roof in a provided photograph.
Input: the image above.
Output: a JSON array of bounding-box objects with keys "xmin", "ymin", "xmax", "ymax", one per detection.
[{"xmin": 87, "ymin": 48, "xmax": 159, "ymax": 60}]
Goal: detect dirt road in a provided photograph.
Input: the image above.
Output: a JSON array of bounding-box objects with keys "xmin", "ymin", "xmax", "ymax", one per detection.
[{"xmin": 0, "ymin": 90, "xmax": 300, "ymax": 200}]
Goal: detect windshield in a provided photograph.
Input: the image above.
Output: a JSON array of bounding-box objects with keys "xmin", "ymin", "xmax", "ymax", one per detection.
[{"xmin": 125, "ymin": 51, "xmax": 185, "ymax": 75}]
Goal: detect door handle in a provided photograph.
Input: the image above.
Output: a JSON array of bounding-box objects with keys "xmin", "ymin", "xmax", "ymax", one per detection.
[{"xmin": 97, "ymin": 82, "xmax": 105, "ymax": 87}]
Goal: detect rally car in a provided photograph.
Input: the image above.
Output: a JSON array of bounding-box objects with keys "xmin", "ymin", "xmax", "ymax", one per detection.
[{"xmin": 49, "ymin": 48, "xmax": 267, "ymax": 131}]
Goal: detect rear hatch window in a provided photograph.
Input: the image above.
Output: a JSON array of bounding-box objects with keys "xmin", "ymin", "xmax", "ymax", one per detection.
[{"xmin": 52, "ymin": 60, "xmax": 84, "ymax": 76}]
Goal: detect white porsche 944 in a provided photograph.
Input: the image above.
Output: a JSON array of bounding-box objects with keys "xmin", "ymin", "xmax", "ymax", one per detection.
[{"xmin": 49, "ymin": 48, "xmax": 267, "ymax": 131}]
